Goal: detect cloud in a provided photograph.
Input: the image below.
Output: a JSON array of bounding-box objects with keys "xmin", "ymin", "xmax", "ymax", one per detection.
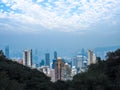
[{"xmin": 0, "ymin": 0, "xmax": 120, "ymax": 32}]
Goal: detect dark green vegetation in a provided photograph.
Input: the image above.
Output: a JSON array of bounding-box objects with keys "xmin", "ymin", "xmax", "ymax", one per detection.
[
  {"xmin": 0, "ymin": 49, "xmax": 120, "ymax": 90},
  {"xmin": 0, "ymin": 50, "xmax": 54, "ymax": 90},
  {"xmin": 72, "ymin": 49, "xmax": 120, "ymax": 90}
]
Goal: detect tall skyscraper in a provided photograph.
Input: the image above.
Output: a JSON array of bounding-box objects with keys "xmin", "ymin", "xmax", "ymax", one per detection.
[
  {"xmin": 88, "ymin": 50, "xmax": 96, "ymax": 65},
  {"xmin": 52, "ymin": 59, "xmax": 56, "ymax": 69},
  {"xmin": 55, "ymin": 57, "xmax": 65, "ymax": 81},
  {"xmin": 76, "ymin": 55, "xmax": 83, "ymax": 72},
  {"xmin": 71, "ymin": 66, "xmax": 77, "ymax": 78},
  {"xmin": 81, "ymin": 48, "xmax": 85, "ymax": 56},
  {"xmin": 45, "ymin": 53, "xmax": 50, "ymax": 67},
  {"xmin": 5, "ymin": 46, "xmax": 9, "ymax": 58},
  {"xmin": 52, "ymin": 51, "xmax": 57, "ymax": 69},
  {"xmin": 23, "ymin": 49, "xmax": 32, "ymax": 67},
  {"xmin": 62, "ymin": 63, "xmax": 71, "ymax": 80},
  {"xmin": 72, "ymin": 56, "xmax": 77, "ymax": 67},
  {"xmin": 54, "ymin": 51, "xmax": 57, "ymax": 60}
]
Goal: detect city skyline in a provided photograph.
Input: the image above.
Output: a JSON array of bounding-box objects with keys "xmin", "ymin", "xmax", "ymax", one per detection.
[
  {"xmin": 0, "ymin": 0, "xmax": 120, "ymax": 86},
  {"xmin": 0, "ymin": 44, "xmax": 120, "ymax": 63},
  {"xmin": 0, "ymin": 0, "xmax": 120, "ymax": 59}
]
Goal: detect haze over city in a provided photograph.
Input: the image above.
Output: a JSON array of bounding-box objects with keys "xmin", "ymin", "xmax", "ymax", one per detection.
[{"xmin": 0, "ymin": 0, "xmax": 120, "ymax": 59}]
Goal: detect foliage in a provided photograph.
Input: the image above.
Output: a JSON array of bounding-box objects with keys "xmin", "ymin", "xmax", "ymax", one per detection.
[
  {"xmin": 0, "ymin": 50, "xmax": 54, "ymax": 90},
  {"xmin": 0, "ymin": 49, "xmax": 120, "ymax": 90},
  {"xmin": 72, "ymin": 49, "xmax": 120, "ymax": 90}
]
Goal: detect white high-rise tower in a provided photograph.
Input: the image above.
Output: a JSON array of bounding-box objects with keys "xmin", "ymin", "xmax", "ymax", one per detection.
[
  {"xmin": 23, "ymin": 49, "xmax": 32, "ymax": 67},
  {"xmin": 88, "ymin": 50, "xmax": 96, "ymax": 65}
]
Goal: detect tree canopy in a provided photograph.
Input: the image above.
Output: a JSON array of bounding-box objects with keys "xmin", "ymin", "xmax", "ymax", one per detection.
[{"xmin": 0, "ymin": 49, "xmax": 120, "ymax": 90}]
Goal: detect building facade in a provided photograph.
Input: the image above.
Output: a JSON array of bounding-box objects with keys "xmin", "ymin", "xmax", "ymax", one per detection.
[
  {"xmin": 76, "ymin": 55, "xmax": 83, "ymax": 71},
  {"xmin": 55, "ymin": 57, "xmax": 65, "ymax": 81},
  {"xmin": 45, "ymin": 53, "xmax": 50, "ymax": 67},
  {"xmin": 23, "ymin": 49, "xmax": 32, "ymax": 67},
  {"xmin": 52, "ymin": 51, "xmax": 57, "ymax": 69},
  {"xmin": 54, "ymin": 51, "xmax": 57, "ymax": 60},
  {"xmin": 62, "ymin": 63, "xmax": 71, "ymax": 80},
  {"xmin": 88, "ymin": 50, "xmax": 96, "ymax": 65}
]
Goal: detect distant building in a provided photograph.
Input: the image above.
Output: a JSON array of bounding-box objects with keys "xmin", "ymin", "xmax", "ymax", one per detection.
[
  {"xmin": 93, "ymin": 53, "xmax": 96, "ymax": 64},
  {"xmin": 12, "ymin": 59, "xmax": 23, "ymax": 64},
  {"xmin": 72, "ymin": 50, "xmax": 88, "ymax": 73},
  {"xmin": 72, "ymin": 56, "xmax": 77, "ymax": 67},
  {"xmin": 54, "ymin": 51, "xmax": 57, "ymax": 60},
  {"xmin": 23, "ymin": 49, "xmax": 32, "ymax": 68},
  {"xmin": 82, "ymin": 56, "xmax": 87, "ymax": 71},
  {"xmin": 5, "ymin": 46, "xmax": 9, "ymax": 58},
  {"xmin": 37, "ymin": 66, "xmax": 50, "ymax": 76},
  {"xmin": 81, "ymin": 48, "xmax": 85, "ymax": 56},
  {"xmin": 52, "ymin": 59, "xmax": 56, "ymax": 69},
  {"xmin": 62, "ymin": 63, "xmax": 71, "ymax": 80},
  {"xmin": 71, "ymin": 66, "xmax": 77, "ymax": 78},
  {"xmin": 88, "ymin": 50, "xmax": 96, "ymax": 65},
  {"xmin": 37, "ymin": 66, "xmax": 55, "ymax": 82},
  {"xmin": 52, "ymin": 51, "xmax": 57, "ymax": 69},
  {"xmin": 55, "ymin": 57, "xmax": 65, "ymax": 81},
  {"xmin": 45, "ymin": 53, "xmax": 50, "ymax": 67},
  {"xmin": 55, "ymin": 57, "xmax": 72, "ymax": 81},
  {"xmin": 40, "ymin": 59, "xmax": 45, "ymax": 66},
  {"xmin": 50, "ymin": 69, "xmax": 55, "ymax": 82},
  {"xmin": 76, "ymin": 55, "xmax": 83, "ymax": 71}
]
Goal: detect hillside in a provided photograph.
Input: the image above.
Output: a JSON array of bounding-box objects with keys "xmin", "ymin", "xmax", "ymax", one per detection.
[
  {"xmin": 72, "ymin": 49, "xmax": 120, "ymax": 90},
  {"xmin": 0, "ymin": 49, "xmax": 120, "ymax": 90},
  {"xmin": 0, "ymin": 50, "xmax": 54, "ymax": 90}
]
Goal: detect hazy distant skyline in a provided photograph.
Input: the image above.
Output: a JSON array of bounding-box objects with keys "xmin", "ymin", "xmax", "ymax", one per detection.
[{"xmin": 0, "ymin": 0, "xmax": 120, "ymax": 57}]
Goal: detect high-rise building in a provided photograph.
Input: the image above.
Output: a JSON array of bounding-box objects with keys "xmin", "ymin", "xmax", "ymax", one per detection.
[
  {"xmin": 40, "ymin": 59, "xmax": 45, "ymax": 66},
  {"xmin": 76, "ymin": 55, "xmax": 83, "ymax": 72},
  {"xmin": 55, "ymin": 57, "xmax": 65, "ymax": 81},
  {"xmin": 93, "ymin": 53, "xmax": 96, "ymax": 64},
  {"xmin": 82, "ymin": 56, "xmax": 87, "ymax": 69},
  {"xmin": 38, "ymin": 66, "xmax": 50, "ymax": 76},
  {"xmin": 52, "ymin": 51, "xmax": 57, "ymax": 69},
  {"xmin": 23, "ymin": 49, "xmax": 32, "ymax": 67},
  {"xmin": 5, "ymin": 46, "xmax": 9, "ymax": 58},
  {"xmin": 81, "ymin": 48, "xmax": 85, "ymax": 56},
  {"xmin": 52, "ymin": 59, "xmax": 56, "ymax": 69},
  {"xmin": 72, "ymin": 56, "xmax": 77, "ymax": 67},
  {"xmin": 88, "ymin": 50, "xmax": 96, "ymax": 65},
  {"xmin": 54, "ymin": 51, "xmax": 57, "ymax": 60},
  {"xmin": 71, "ymin": 66, "xmax": 77, "ymax": 78},
  {"xmin": 50, "ymin": 69, "xmax": 55, "ymax": 82},
  {"xmin": 45, "ymin": 53, "xmax": 50, "ymax": 67},
  {"xmin": 62, "ymin": 63, "xmax": 71, "ymax": 80}
]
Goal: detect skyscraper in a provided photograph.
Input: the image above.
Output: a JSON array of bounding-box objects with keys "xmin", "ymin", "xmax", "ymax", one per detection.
[
  {"xmin": 72, "ymin": 56, "xmax": 77, "ymax": 67},
  {"xmin": 55, "ymin": 57, "xmax": 65, "ymax": 81},
  {"xmin": 88, "ymin": 50, "xmax": 96, "ymax": 65},
  {"xmin": 52, "ymin": 51, "xmax": 57, "ymax": 69},
  {"xmin": 45, "ymin": 53, "xmax": 50, "ymax": 67},
  {"xmin": 52, "ymin": 59, "xmax": 56, "ymax": 69},
  {"xmin": 81, "ymin": 48, "xmax": 85, "ymax": 56},
  {"xmin": 23, "ymin": 49, "xmax": 32, "ymax": 67},
  {"xmin": 5, "ymin": 46, "xmax": 9, "ymax": 58},
  {"xmin": 40, "ymin": 59, "xmax": 45, "ymax": 66},
  {"xmin": 62, "ymin": 63, "xmax": 71, "ymax": 80},
  {"xmin": 76, "ymin": 55, "xmax": 83, "ymax": 72},
  {"xmin": 54, "ymin": 51, "xmax": 57, "ymax": 60}
]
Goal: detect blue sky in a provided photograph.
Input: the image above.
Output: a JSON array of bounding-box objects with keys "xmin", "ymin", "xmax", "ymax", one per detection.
[{"xmin": 0, "ymin": 0, "xmax": 120, "ymax": 57}]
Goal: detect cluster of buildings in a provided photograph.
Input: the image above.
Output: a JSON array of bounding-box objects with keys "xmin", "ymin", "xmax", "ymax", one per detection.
[
  {"xmin": 21, "ymin": 49, "xmax": 97, "ymax": 82},
  {"xmin": 3, "ymin": 46, "xmax": 97, "ymax": 82}
]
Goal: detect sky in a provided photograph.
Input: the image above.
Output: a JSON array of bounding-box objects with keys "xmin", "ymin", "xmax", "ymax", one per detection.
[{"xmin": 0, "ymin": 0, "xmax": 120, "ymax": 57}]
